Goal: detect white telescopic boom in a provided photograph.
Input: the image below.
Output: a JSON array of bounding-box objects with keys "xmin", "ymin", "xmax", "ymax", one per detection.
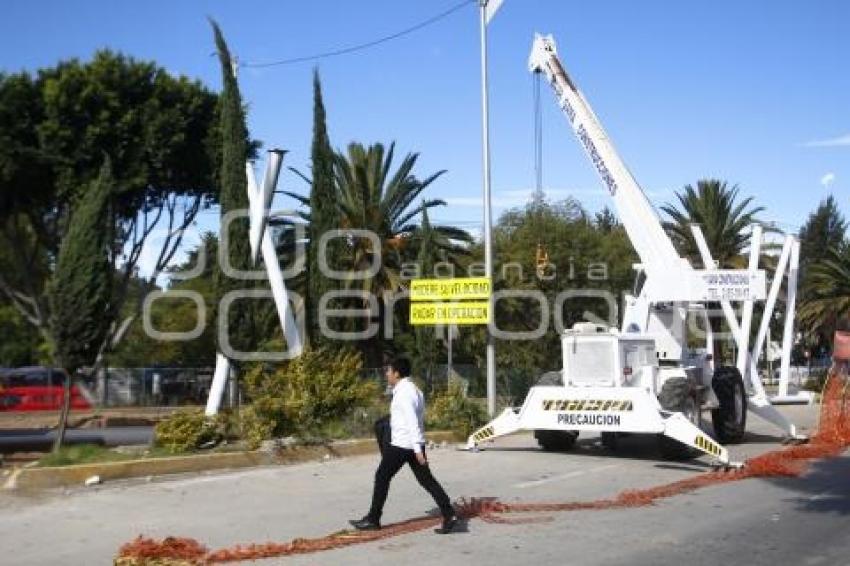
[
  {"xmin": 529, "ymin": 34, "xmax": 765, "ymax": 305},
  {"xmin": 528, "ymin": 34, "xmax": 682, "ymax": 277}
]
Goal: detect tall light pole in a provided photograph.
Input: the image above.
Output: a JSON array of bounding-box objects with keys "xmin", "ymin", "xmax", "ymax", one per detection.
[{"xmin": 479, "ymin": 0, "xmax": 503, "ymax": 416}]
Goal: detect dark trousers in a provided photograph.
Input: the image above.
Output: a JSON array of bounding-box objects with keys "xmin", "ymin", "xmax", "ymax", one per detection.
[{"xmin": 367, "ymin": 444, "xmax": 454, "ymax": 522}]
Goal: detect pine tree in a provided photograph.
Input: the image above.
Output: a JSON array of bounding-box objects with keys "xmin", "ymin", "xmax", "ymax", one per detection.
[
  {"xmin": 799, "ymin": 195, "xmax": 847, "ymax": 272},
  {"xmin": 798, "ymin": 195, "xmax": 849, "ymax": 345},
  {"xmin": 306, "ymin": 69, "xmax": 340, "ymax": 346},
  {"xmin": 210, "ymin": 19, "xmax": 256, "ymax": 356},
  {"xmin": 49, "ymin": 160, "xmax": 115, "ymax": 451}
]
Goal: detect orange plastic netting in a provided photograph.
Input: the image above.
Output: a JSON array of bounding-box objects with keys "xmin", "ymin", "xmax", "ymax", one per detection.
[{"xmin": 116, "ymin": 367, "xmax": 850, "ymax": 565}]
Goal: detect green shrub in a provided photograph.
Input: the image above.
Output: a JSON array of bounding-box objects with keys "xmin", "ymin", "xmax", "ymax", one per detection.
[
  {"xmin": 321, "ymin": 396, "xmax": 389, "ymax": 441},
  {"xmin": 802, "ymin": 368, "xmax": 829, "ymax": 392},
  {"xmin": 238, "ymin": 405, "xmax": 275, "ymax": 450},
  {"xmin": 242, "ymin": 346, "xmax": 380, "ymax": 441},
  {"xmin": 427, "ymin": 381, "xmax": 488, "ymax": 440},
  {"xmin": 154, "ymin": 409, "xmax": 225, "ymax": 453}
]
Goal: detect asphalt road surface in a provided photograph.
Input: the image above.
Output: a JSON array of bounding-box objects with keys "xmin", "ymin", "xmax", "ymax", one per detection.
[{"xmin": 1, "ymin": 404, "xmax": 848, "ymax": 565}]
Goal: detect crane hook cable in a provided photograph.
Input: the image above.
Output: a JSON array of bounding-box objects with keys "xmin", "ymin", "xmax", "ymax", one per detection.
[{"xmin": 533, "ymin": 72, "xmax": 544, "ymax": 201}]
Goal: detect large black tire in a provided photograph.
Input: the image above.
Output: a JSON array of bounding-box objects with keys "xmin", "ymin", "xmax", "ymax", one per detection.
[
  {"xmin": 711, "ymin": 366, "xmax": 747, "ymax": 444},
  {"xmin": 534, "ymin": 429, "xmax": 578, "ymax": 451},
  {"xmin": 534, "ymin": 371, "xmax": 574, "ymax": 451},
  {"xmin": 657, "ymin": 377, "xmax": 699, "ymax": 460},
  {"xmin": 601, "ymin": 432, "xmax": 620, "ymax": 451}
]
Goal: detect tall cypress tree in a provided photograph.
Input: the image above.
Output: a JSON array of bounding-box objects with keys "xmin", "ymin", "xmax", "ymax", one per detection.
[
  {"xmin": 307, "ymin": 69, "xmax": 340, "ymax": 346},
  {"xmin": 414, "ymin": 206, "xmax": 438, "ymax": 385},
  {"xmin": 50, "ymin": 160, "xmax": 115, "ymax": 451},
  {"xmin": 799, "ymin": 195, "xmax": 847, "ymax": 272},
  {"xmin": 210, "ymin": 19, "xmax": 256, "ymax": 356}
]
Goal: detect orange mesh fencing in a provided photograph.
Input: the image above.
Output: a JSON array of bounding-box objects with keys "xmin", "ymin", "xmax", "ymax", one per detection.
[{"xmin": 115, "ymin": 368, "xmax": 850, "ymax": 565}]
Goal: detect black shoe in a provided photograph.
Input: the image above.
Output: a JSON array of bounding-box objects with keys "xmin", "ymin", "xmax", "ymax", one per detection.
[
  {"xmin": 434, "ymin": 515, "xmax": 457, "ymax": 534},
  {"xmin": 349, "ymin": 516, "xmax": 381, "ymax": 531}
]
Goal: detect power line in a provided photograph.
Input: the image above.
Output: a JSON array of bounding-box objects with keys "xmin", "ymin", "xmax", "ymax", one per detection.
[{"xmin": 242, "ymin": 0, "xmax": 475, "ymax": 68}]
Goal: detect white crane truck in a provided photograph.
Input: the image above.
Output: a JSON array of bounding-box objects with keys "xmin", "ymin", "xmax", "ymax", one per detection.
[{"xmin": 466, "ymin": 34, "xmax": 804, "ymax": 467}]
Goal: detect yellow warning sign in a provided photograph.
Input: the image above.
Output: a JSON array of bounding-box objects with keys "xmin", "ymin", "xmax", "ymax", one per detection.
[
  {"xmin": 409, "ymin": 277, "xmax": 491, "ymax": 302},
  {"xmin": 410, "ymin": 301, "xmax": 490, "ymax": 325}
]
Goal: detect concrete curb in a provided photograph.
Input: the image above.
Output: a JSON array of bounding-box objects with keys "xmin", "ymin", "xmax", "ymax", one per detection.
[{"xmin": 4, "ymin": 431, "xmax": 459, "ymax": 490}]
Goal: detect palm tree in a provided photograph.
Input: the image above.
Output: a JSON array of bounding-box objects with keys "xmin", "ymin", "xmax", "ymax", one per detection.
[
  {"xmin": 414, "ymin": 206, "xmax": 439, "ymax": 386},
  {"xmin": 799, "ymin": 244, "xmax": 850, "ymax": 344},
  {"xmin": 331, "ymin": 142, "xmax": 472, "ymax": 365},
  {"xmin": 661, "ymin": 179, "xmax": 765, "ymax": 364},
  {"xmin": 661, "ymin": 179, "xmax": 764, "ymax": 268},
  {"xmin": 287, "ymin": 141, "xmax": 471, "ymax": 364},
  {"xmin": 332, "ymin": 142, "xmax": 470, "ymax": 291}
]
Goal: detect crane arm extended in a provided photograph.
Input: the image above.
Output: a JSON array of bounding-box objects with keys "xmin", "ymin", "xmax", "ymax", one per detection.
[
  {"xmin": 528, "ymin": 34, "xmax": 681, "ymax": 276},
  {"xmin": 529, "ymin": 34, "xmax": 765, "ymax": 304}
]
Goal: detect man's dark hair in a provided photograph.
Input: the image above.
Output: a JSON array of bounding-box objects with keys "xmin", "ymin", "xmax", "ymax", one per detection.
[{"xmin": 388, "ymin": 356, "xmax": 412, "ymax": 377}]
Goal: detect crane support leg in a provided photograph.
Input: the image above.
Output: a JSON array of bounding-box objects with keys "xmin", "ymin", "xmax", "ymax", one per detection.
[
  {"xmin": 747, "ymin": 394, "xmax": 806, "ymax": 440},
  {"xmin": 661, "ymin": 411, "xmax": 733, "ymax": 465},
  {"xmin": 465, "ymin": 408, "xmax": 522, "ymax": 449}
]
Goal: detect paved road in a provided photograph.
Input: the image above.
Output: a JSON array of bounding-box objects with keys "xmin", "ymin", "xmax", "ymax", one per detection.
[
  {"xmin": 1, "ymin": 405, "xmax": 847, "ymax": 565},
  {"xmin": 285, "ymin": 454, "xmax": 850, "ymax": 566}
]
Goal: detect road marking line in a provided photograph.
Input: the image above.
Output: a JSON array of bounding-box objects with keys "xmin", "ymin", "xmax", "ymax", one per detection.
[
  {"xmin": 808, "ymin": 491, "xmax": 832, "ymax": 501},
  {"xmin": 514, "ymin": 464, "xmax": 618, "ymax": 489}
]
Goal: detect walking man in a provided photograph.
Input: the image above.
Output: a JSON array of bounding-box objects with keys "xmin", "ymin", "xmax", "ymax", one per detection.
[{"xmin": 350, "ymin": 356, "xmax": 457, "ymax": 534}]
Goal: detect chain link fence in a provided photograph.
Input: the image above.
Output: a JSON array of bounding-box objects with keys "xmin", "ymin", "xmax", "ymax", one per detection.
[
  {"xmin": 8, "ymin": 360, "xmax": 820, "ymax": 412},
  {"xmin": 90, "ymin": 367, "xmax": 218, "ymax": 407}
]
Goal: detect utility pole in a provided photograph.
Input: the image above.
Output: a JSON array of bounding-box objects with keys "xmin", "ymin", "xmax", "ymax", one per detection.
[{"xmin": 479, "ymin": 0, "xmax": 498, "ymax": 416}]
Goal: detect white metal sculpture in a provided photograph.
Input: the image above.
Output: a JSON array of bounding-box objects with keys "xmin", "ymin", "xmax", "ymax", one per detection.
[{"xmin": 205, "ymin": 151, "xmax": 303, "ymax": 416}]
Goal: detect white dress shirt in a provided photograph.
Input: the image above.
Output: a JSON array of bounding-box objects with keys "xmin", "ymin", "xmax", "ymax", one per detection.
[{"xmin": 390, "ymin": 377, "xmax": 426, "ymax": 454}]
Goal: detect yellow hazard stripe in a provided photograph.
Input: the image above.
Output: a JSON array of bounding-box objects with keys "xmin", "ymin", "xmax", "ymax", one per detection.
[
  {"xmin": 472, "ymin": 426, "xmax": 495, "ymax": 442},
  {"xmin": 694, "ymin": 435, "xmax": 723, "ymax": 457},
  {"xmin": 541, "ymin": 399, "xmax": 634, "ymax": 412}
]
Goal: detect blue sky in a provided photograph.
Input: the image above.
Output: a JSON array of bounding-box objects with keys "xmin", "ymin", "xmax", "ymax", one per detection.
[{"xmin": 2, "ymin": 0, "xmax": 848, "ymax": 251}]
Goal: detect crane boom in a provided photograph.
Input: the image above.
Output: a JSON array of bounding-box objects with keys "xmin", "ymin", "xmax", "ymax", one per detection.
[
  {"xmin": 528, "ymin": 34, "xmax": 765, "ymax": 306},
  {"xmin": 528, "ymin": 34, "xmax": 681, "ymax": 276}
]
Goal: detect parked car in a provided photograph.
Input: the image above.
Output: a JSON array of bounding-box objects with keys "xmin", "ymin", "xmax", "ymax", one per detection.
[{"xmin": 0, "ymin": 367, "xmax": 92, "ymax": 412}]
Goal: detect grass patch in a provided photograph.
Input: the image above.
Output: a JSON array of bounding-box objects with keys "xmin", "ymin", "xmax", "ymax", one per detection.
[
  {"xmin": 36, "ymin": 443, "xmax": 259, "ymax": 468},
  {"xmin": 37, "ymin": 444, "xmax": 133, "ymax": 467}
]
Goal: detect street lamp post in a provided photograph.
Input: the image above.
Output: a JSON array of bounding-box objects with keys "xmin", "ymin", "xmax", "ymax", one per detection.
[{"xmin": 478, "ymin": 0, "xmax": 499, "ymax": 416}]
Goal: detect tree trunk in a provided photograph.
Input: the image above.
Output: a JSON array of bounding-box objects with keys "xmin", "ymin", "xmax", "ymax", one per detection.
[{"xmin": 52, "ymin": 371, "xmax": 72, "ymax": 453}]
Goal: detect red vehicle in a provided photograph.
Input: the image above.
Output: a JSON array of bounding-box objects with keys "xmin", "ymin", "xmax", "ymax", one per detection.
[{"xmin": 0, "ymin": 367, "xmax": 92, "ymax": 412}]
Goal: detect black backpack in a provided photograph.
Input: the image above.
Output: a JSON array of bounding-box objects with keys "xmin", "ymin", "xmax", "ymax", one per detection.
[{"xmin": 374, "ymin": 414, "xmax": 391, "ymax": 454}]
